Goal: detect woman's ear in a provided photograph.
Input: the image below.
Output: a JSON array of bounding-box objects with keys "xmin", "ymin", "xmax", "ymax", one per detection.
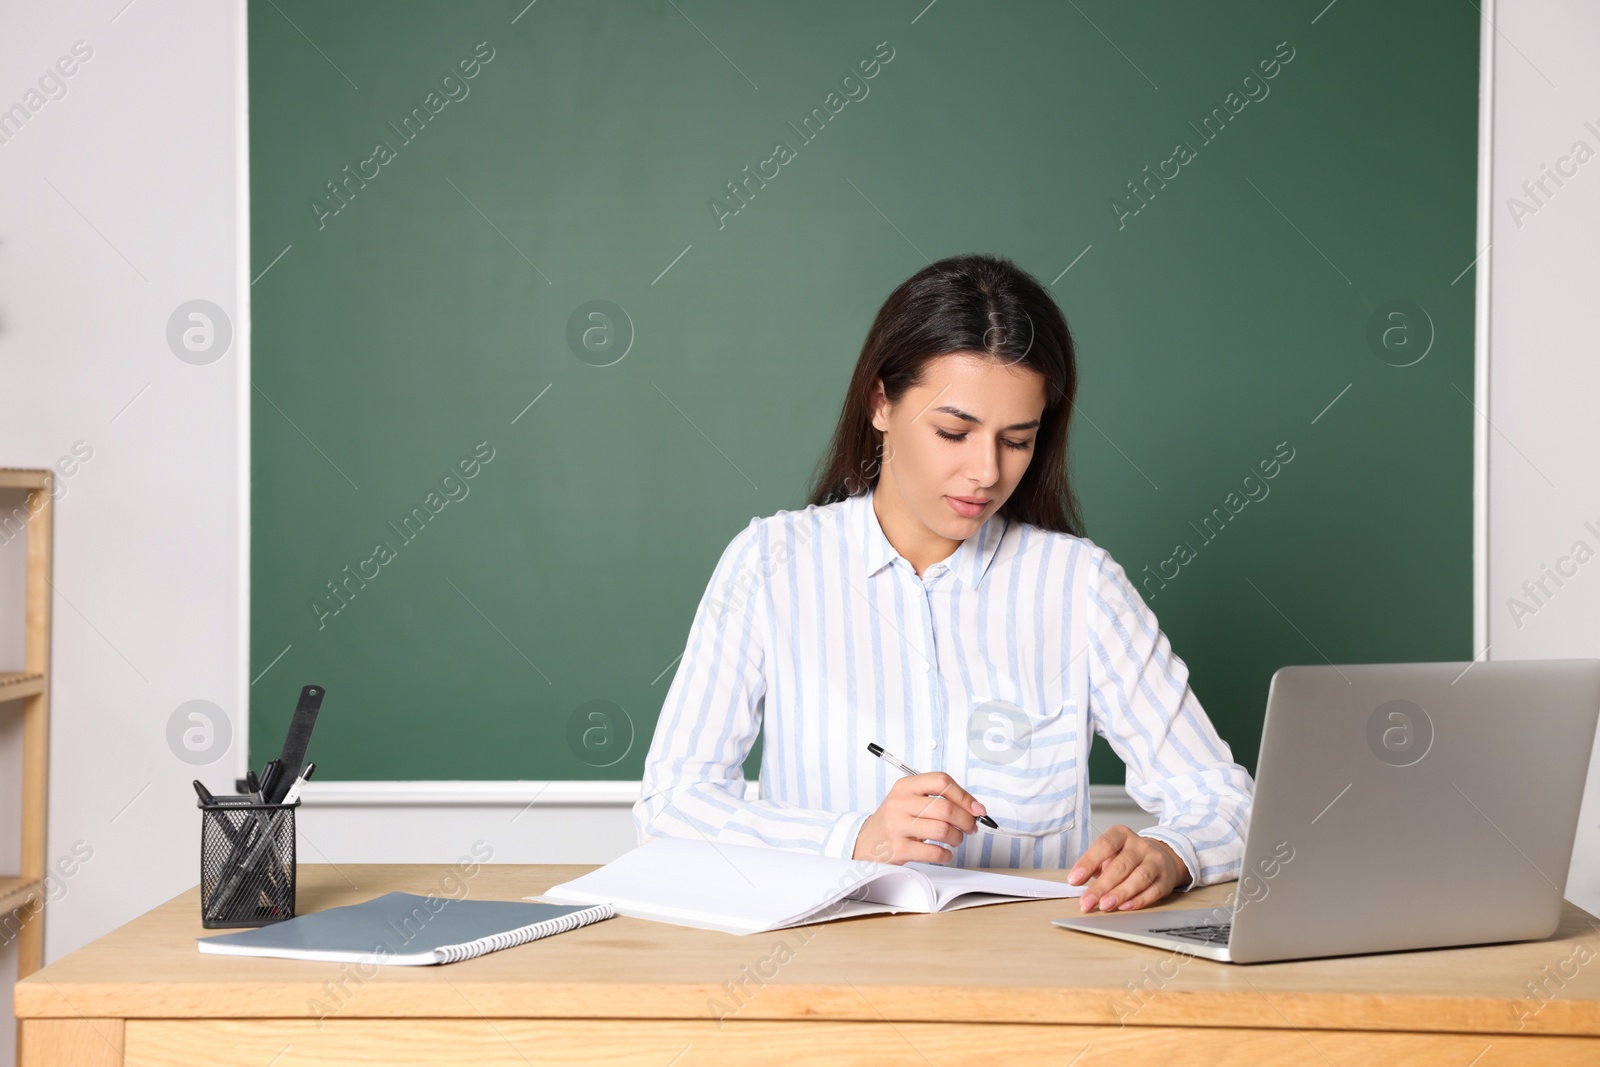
[{"xmin": 868, "ymin": 378, "xmax": 889, "ymax": 433}]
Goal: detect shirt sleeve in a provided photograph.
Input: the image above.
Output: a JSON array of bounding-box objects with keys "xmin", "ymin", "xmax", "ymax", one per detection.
[
  {"xmin": 633, "ymin": 517, "xmax": 869, "ymax": 859},
  {"xmin": 1084, "ymin": 545, "xmax": 1255, "ymax": 888}
]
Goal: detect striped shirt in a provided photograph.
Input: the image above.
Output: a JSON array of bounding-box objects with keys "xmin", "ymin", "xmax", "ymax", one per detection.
[{"xmin": 634, "ymin": 489, "xmax": 1255, "ymax": 887}]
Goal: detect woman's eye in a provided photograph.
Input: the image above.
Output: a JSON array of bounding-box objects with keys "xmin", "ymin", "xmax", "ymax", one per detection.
[{"xmin": 934, "ymin": 427, "xmax": 1032, "ymax": 451}]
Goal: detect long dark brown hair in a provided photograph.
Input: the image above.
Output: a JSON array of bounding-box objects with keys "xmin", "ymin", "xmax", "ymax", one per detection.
[{"xmin": 805, "ymin": 253, "xmax": 1085, "ymax": 536}]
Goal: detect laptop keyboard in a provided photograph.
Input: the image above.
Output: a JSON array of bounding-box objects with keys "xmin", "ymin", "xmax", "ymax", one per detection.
[{"xmin": 1148, "ymin": 922, "xmax": 1231, "ymax": 945}]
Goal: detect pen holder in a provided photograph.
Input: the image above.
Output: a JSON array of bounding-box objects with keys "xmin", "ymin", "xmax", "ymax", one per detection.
[{"xmin": 198, "ymin": 799, "xmax": 299, "ymax": 928}]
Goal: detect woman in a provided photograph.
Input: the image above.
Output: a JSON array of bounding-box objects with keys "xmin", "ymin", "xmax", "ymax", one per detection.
[{"xmin": 635, "ymin": 254, "xmax": 1253, "ymax": 913}]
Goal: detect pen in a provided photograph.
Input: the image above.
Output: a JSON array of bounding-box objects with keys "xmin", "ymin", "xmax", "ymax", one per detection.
[
  {"xmin": 280, "ymin": 762, "xmax": 316, "ymax": 805},
  {"xmin": 252, "ymin": 762, "xmax": 314, "ymax": 916},
  {"xmin": 253, "ymin": 771, "xmax": 300, "ymax": 912},
  {"xmin": 867, "ymin": 742, "xmax": 999, "ymax": 829},
  {"xmin": 195, "ymin": 780, "xmax": 265, "ymax": 866}
]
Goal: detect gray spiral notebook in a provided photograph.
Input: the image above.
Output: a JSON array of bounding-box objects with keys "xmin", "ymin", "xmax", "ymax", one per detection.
[{"xmin": 197, "ymin": 891, "xmax": 614, "ymax": 965}]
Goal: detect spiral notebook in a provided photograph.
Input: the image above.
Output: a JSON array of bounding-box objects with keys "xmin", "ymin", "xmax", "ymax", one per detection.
[{"xmin": 197, "ymin": 891, "xmax": 614, "ymax": 965}]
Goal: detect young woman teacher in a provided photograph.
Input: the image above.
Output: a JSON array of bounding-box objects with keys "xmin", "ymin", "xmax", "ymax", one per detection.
[{"xmin": 635, "ymin": 254, "xmax": 1254, "ymax": 913}]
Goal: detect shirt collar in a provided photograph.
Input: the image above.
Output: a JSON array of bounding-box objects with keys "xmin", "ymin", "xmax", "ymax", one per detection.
[{"xmin": 848, "ymin": 489, "xmax": 1007, "ymax": 588}]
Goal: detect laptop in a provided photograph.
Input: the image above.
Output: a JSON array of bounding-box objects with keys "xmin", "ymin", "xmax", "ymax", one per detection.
[{"xmin": 1051, "ymin": 659, "xmax": 1600, "ymax": 963}]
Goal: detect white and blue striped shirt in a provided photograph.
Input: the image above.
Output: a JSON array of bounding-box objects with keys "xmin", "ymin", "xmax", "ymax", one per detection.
[{"xmin": 634, "ymin": 489, "xmax": 1254, "ymax": 887}]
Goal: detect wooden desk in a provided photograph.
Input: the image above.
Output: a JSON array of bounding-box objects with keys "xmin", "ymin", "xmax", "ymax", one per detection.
[{"xmin": 16, "ymin": 864, "xmax": 1600, "ymax": 1065}]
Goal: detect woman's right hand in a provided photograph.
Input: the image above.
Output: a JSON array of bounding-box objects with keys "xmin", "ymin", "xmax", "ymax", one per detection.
[{"xmin": 852, "ymin": 772, "xmax": 987, "ymax": 864}]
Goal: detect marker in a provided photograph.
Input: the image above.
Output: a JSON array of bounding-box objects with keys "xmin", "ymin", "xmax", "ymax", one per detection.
[
  {"xmin": 193, "ymin": 782, "xmax": 253, "ymax": 876},
  {"xmin": 258, "ymin": 758, "xmax": 283, "ymax": 804},
  {"xmin": 280, "ymin": 762, "xmax": 317, "ymax": 805},
  {"xmin": 867, "ymin": 742, "xmax": 999, "ymax": 829}
]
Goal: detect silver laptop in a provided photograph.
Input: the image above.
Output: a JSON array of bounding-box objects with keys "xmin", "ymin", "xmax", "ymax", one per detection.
[{"xmin": 1052, "ymin": 659, "xmax": 1600, "ymax": 963}]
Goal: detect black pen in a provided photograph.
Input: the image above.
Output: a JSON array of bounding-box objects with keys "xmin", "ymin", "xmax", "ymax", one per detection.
[
  {"xmin": 194, "ymin": 780, "xmax": 259, "ymax": 860},
  {"xmin": 867, "ymin": 742, "xmax": 999, "ymax": 829}
]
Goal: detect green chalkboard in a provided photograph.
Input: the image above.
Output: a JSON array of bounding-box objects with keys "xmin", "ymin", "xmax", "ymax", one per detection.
[{"xmin": 248, "ymin": 0, "xmax": 1480, "ymax": 783}]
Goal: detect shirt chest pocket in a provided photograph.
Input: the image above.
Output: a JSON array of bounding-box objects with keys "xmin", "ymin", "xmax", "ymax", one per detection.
[{"xmin": 962, "ymin": 698, "xmax": 1080, "ymax": 837}]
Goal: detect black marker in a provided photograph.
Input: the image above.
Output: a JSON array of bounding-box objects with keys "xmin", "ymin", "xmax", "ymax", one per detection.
[
  {"xmin": 258, "ymin": 758, "xmax": 282, "ymax": 804},
  {"xmin": 867, "ymin": 742, "xmax": 999, "ymax": 829}
]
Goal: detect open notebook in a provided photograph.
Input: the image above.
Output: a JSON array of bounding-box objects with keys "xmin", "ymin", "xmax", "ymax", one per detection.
[
  {"xmin": 536, "ymin": 838, "xmax": 1084, "ymax": 935},
  {"xmin": 197, "ymin": 891, "xmax": 614, "ymax": 965}
]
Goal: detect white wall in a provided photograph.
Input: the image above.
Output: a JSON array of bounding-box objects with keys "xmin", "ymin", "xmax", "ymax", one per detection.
[
  {"xmin": 3, "ymin": 0, "xmax": 1599, "ymax": 1062},
  {"xmin": 1485, "ymin": 0, "xmax": 1600, "ymax": 916},
  {"xmin": 0, "ymin": 2, "xmax": 247, "ymax": 1061}
]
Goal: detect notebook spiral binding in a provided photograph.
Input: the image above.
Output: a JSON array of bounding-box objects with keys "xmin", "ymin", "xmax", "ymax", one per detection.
[{"xmin": 433, "ymin": 902, "xmax": 616, "ymax": 964}]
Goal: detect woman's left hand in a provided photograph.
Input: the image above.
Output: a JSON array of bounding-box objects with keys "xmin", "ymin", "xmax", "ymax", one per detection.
[{"xmin": 1068, "ymin": 825, "xmax": 1191, "ymax": 912}]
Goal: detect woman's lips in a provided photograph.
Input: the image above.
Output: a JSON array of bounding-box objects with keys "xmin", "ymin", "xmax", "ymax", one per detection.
[{"xmin": 946, "ymin": 496, "xmax": 990, "ymax": 518}]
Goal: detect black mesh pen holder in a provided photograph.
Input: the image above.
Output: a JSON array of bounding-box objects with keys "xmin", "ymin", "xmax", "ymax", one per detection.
[{"xmin": 199, "ymin": 800, "xmax": 299, "ymax": 928}]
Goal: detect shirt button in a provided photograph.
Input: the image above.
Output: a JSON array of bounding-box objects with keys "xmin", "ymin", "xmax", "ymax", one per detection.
[{"xmin": 927, "ymin": 738, "xmax": 938, "ymax": 751}]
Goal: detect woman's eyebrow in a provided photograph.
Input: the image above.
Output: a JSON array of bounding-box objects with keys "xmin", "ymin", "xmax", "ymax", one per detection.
[{"xmin": 933, "ymin": 405, "xmax": 1041, "ymax": 431}]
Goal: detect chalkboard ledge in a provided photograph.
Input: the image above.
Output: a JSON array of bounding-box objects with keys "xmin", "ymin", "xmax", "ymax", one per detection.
[{"xmin": 293, "ymin": 780, "xmax": 1140, "ymax": 812}]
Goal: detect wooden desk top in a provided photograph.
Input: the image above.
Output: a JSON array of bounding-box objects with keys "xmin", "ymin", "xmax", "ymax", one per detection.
[{"xmin": 16, "ymin": 864, "xmax": 1600, "ymax": 1037}]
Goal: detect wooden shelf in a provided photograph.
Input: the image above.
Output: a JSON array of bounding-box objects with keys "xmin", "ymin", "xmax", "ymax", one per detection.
[
  {"xmin": 0, "ymin": 670, "xmax": 47, "ymax": 704},
  {"xmin": 3, "ymin": 464, "xmax": 50, "ymax": 979},
  {"xmin": 0, "ymin": 468, "xmax": 51, "ymax": 491},
  {"xmin": 0, "ymin": 875, "xmax": 43, "ymax": 916}
]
